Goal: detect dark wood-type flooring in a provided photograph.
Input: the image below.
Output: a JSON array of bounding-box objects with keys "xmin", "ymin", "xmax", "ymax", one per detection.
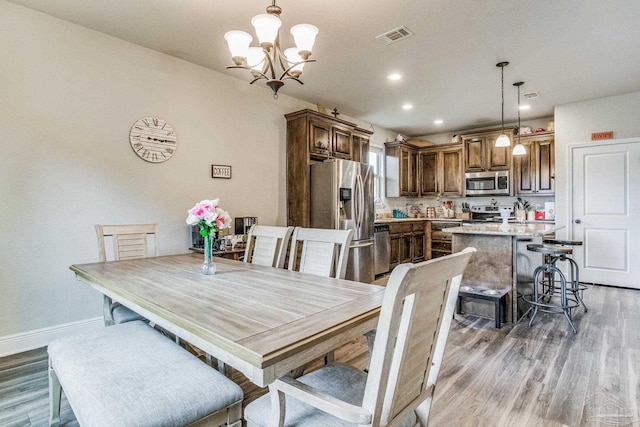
[{"xmin": 1, "ymin": 283, "xmax": 639, "ymax": 426}]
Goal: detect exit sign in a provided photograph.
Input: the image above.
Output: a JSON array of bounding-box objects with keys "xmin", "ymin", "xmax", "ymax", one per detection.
[{"xmin": 591, "ymin": 131, "xmax": 614, "ymax": 140}]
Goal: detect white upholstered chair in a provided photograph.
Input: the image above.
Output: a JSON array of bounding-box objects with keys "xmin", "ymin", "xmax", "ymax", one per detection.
[
  {"xmin": 95, "ymin": 223, "xmax": 159, "ymax": 326},
  {"xmin": 244, "ymin": 225, "xmax": 294, "ymax": 268},
  {"xmin": 244, "ymin": 247, "xmax": 476, "ymax": 427},
  {"xmin": 287, "ymin": 227, "xmax": 353, "ymax": 279}
]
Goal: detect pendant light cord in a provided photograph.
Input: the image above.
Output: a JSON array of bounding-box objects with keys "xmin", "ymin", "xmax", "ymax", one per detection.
[
  {"xmin": 501, "ymin": 65, "xmax": 505, "ymax": 132},
  {"xmin": 517, "ymin": 84, "xmax": 520, "ymax": 143}
]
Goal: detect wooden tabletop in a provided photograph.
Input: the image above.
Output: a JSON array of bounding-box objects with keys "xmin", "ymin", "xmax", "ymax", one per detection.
[{"xmin": 69, "ymin": 253, "xmax": 384, "ymax": 386}]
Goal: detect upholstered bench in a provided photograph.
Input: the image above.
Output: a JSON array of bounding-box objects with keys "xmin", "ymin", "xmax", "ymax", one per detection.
[{"xmin": 48, "ymin": 320, "xmax": 243, "ymax": 427}]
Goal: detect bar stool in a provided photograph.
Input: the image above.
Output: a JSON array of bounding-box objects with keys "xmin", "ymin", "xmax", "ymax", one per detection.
[
  {"xmin": 542, "ymin": 238, "xmax": 588, "ymax": 311},
  {"xmin": 525, "ymin": 244, "xmax": 579, "ymax": 333}
]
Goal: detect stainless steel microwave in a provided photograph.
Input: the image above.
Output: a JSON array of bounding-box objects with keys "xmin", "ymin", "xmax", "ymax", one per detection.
[{"xmin": 465, "ymin": 171, "xmax": 510, "ymax": 196}]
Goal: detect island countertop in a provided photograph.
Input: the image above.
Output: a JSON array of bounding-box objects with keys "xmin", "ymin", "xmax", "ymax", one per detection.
[{"xmin": 443, "ymin": 222, "xmax": 563, "ymax": 237}]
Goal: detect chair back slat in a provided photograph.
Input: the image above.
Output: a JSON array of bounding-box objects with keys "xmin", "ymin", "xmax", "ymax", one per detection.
[
  {"xmin": 287, "ymin": 227, "xmax": 353, "ymax": 279},
  {"xmin": 362, "ymin": 247, "xmax": 476, "ymax": 426},
  {"xmin": 243, "ymin": 225, "xmax": 294, "ymax": 268}
]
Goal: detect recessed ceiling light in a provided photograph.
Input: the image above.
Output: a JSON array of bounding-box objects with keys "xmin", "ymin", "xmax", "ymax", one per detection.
[
  {"xmin": 519, "ymin": 105, "xmax": 530, "ymax": 110},
  {"xmin": 402, "ymin": 104, "xmax": 413, "ymax": 110},
  {"xmin": 387, "ymin": 73, "xmax": 402, "ymax": 81},
  {"xmin": 434, "ymin": 119, "xmax": 443, "ymax": 124}
]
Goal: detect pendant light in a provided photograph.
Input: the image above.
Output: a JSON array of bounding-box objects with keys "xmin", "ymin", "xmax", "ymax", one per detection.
[
  {"xmin": 512, "ymin": 81, "xmax": 526, "ymax": 155},
  {"xmin": 495, "ymin": 62, "xmax": 511, "ymax": 147}
]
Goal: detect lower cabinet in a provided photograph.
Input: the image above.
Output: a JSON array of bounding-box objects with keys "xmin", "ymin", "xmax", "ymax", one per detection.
[
  {"xmin": 388, "ymin": 221, "xmax": 427, "ymax": 270},
  {"xmin": 427, "ymin": 221, "xmax": 459, "ymax": 259}
]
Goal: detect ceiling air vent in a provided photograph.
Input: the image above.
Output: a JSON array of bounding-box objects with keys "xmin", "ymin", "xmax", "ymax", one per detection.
[
  {"xmin": 523, "ymin": 91, "xmax": 539, "ymax": 99},
  {"xmin": 375, "ymin": 26, "xmax": 414, "ymax": 45}
]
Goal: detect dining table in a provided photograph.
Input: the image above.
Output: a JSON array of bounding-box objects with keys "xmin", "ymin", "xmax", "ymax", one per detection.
[{"xmin": 69, "ymin": 253, "xmax": 385, "ymax": 387}]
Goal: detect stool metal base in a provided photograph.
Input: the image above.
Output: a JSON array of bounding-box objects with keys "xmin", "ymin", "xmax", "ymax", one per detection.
[{"xmin": 525, "ymin": 244, "xmax": 582, "ymax": 334}]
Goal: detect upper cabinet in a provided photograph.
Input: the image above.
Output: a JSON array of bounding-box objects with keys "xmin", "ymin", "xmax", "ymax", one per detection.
[
  {"xmin": 513, "ymin": 132, "xmax": 555, "ymax": 195},
  {"xmin": 419, "ymin": 144, "xmax": 463, "ymax": 197},
  {"xmin": 308, "ymin": 118, "xmax": 352, "ymax": 160},
  {"xmin": 352, "ymin": 128, "xmax": 372, "ymax": 163},
  {"xmin": 285, "ymin": 109, "xmax": 373, "ymax": 226},
  {"xmin": 462, "ymin": 130, "xmax": 514, "ymax": 172},
  {"xmin": 386, "ymin": 142, "xmax": 462, "ymax": 198}
]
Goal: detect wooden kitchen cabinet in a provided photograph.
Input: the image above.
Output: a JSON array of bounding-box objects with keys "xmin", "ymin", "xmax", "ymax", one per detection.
[
  {"xmin": 308, "ymin": 118, "xmax": 352, "ymax": 160},
  {"xmin": 513, "ymin": 132, "xmax": 555, "ymax": 195},
  {"xmin": 285, "ymin": 109, "xmax": 373, "ymax": 227},
  {"xmin": 351, "ymin": 128, "xmax": 372, "ymax": 163},
  {"xmin": 412, "ymin": 226, "xmax": 426, "ymax": 262},
  {"xmin": 385, "ymin": 142, "xmax": 419, "ymax": 197},
  {"xmin": 427, "ymin": 220, "xmax": 459, "ymax": 259},
  {"xmin": 388, "ymin": 221, "xmax": 426, "ymax": 269},
  {"xmin": 419, "ymin": 144, "xmax": 463, "ymax": 197},
  {"xmin": 462, "ymin": 129, "xmax": 514, "ymax": 173},
  {"xmin": 387, "ymin": 141, "xmax": 462, "ymax": 198}
]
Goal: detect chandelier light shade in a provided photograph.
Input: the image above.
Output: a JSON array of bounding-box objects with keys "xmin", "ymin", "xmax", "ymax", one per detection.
[
  {"xmin": 224, "ymin": 1, "xmax": 319, "ymax": 98},
  {"xmin": 495, "ymin": 62, "xmax": 511, "ymax": 147},
  {"xmin": 512, "ymin": 81, "xmax": 527, "ymax": 155}
]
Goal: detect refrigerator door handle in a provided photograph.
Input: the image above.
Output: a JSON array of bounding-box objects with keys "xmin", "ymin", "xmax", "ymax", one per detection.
[
  {"xmin": 349, "ymin": 240, "xmax": 374, "ymax": 249},
  {"xmin": 355, "ymin": 174, "xmax": 364, "ymax": 230}
]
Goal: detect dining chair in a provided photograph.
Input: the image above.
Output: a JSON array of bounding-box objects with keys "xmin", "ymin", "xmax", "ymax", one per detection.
[
  {"xmin": 244, "ymin": 247, "xmax": 476, "ymax": 427},
  {"xmin": 244, "ymin": 224, "xmax": 295, "ymax": 268},
  {"xmin": 95, "ymin": 223, "xmax": 159, "ymax": 326},
  {"xmin": 287, "ymin": 227, "xmax": 354, "ymax": 370},
  {"xmin": 287, "ymin": 227, "xmax": 353, "ymax": 279}
]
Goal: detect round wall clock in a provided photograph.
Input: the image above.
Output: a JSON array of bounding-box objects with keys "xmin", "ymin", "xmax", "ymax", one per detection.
[{"xmin": 129, "ymin": 116, "xmax": 177, "ymax": 163}]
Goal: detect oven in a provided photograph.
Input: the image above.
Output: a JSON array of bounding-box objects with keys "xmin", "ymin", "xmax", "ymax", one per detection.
[{"xmin": 465, "ymin": 171, "xmax": 510, "ymax": 196}]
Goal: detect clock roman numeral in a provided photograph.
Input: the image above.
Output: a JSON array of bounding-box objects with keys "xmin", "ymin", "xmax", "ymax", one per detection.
[
  {"xmin": 152, "ymin": 117, "xmax": 158, "ymax": 127},
  {"xmin": 142, "ymin": 119, "xmax": 150, "ymax": 126}
]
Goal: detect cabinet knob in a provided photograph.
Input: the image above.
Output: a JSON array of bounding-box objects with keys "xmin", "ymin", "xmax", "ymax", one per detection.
[{"xmin": 574, "ymin": 219, "xmax": 581, "ymax": 224}]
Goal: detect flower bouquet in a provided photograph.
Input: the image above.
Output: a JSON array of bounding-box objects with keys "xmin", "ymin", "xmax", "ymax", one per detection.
[{"xmin": 186, "ymin": 199, "xmax": 232, "ymax": 274}]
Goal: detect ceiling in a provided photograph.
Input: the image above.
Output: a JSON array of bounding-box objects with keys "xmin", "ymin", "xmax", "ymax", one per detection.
[{"xmin": 8, "ymin": 0, "xmax": 640, "ymax": 136}]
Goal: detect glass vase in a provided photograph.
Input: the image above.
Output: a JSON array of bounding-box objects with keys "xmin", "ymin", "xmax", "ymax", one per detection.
[{"xmin": 202, "ymin": 234, "xmax": 217, "ymax": 275}]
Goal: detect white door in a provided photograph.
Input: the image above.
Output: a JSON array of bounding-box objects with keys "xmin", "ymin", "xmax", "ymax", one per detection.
[{"xmin": 570, "ymin": 139, "xmax": 640, "ymax": 288}]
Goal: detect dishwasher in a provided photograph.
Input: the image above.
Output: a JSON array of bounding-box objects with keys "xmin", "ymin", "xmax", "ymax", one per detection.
[{"xmin": 374, "ymin": 224, "xmax": 390, "ymax": 276}]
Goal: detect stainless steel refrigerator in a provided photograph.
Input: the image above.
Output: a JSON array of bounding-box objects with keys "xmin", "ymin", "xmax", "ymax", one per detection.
[{"xmin": 310, "ymin": 159, "xmax": 375, "ymax": 283}]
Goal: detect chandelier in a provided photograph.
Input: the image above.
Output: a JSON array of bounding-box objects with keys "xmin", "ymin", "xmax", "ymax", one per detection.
[
  {"xmin": 495, "ymin": 62, "xmax": 511, "ymax": 147},
  {"xmin": 223, "ymin": 1, "xmax": 319, "ymax": 98}
]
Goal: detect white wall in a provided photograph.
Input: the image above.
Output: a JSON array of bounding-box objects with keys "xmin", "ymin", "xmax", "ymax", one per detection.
[
  {"xmin": 0, "ymin": 2, "xmax": 393, "ymax": 352},
  {"xmin": 554, "ymin": 91, "xmax": 640, "ymax": 237}
]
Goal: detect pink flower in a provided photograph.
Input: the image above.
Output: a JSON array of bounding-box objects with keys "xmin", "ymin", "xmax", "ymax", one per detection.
[{"xmin": 186, "ymin": 199, "xmax": 231, "ymax": 236}]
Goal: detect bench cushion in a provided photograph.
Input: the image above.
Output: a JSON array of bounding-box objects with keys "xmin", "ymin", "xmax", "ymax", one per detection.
[{"xmin": 48, "ymin": 321, "xmax": 243, "ymax": 427}]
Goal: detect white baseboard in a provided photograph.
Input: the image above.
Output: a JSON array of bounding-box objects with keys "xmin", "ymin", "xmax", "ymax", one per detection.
[{"xmin": 0, "ymin": 317, "xmax": 104, "ymax": 358}]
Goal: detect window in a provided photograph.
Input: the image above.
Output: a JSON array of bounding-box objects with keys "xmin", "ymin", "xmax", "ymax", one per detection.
[{"xmin": 368, "ymin": 148, "xmax": 384, "ymax": 206}]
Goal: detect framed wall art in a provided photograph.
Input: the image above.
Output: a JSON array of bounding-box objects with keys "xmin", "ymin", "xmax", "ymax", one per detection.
[{"xmin": 212, "ymin": 165, "xmax": 232, "ymax": 179}]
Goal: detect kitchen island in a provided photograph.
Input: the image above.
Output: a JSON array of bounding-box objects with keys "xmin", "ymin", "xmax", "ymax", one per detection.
[{"xmin": 443, "ymin": 222, "xmax": 563, "ymax": 323}]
